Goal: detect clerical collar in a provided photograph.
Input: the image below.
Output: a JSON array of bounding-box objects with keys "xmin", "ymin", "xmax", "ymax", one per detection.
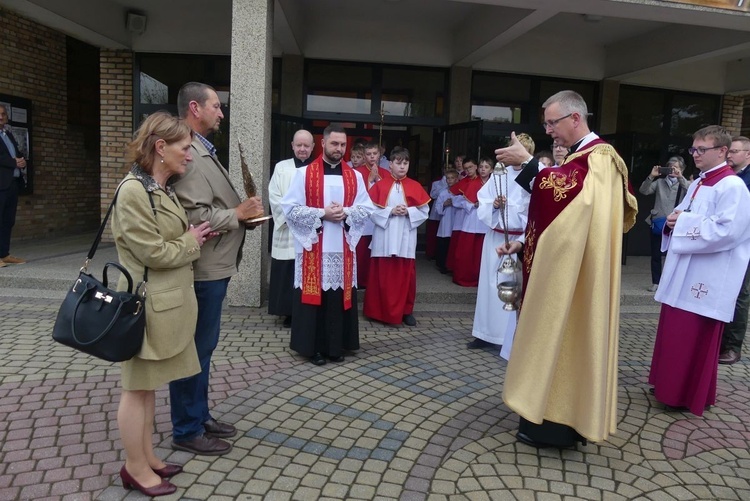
[
  {"xmin": 736, "ymin": 164, "xmax": 749, "ymax": 176},
  {"xmin": 323, "ymin": 159, "xmax": 343, "ymax": 175},
  {"xmin": 699, "ymin": 162, "xmax": 728, "ymax": 179},
  {"xmin": 569, "ymin": 138, "xmax": 584, "ymax": 154},
  {"xmin": 568, "ymin": 132, "xmax": 598, "ymax": 153},
  {"xmin": 294, "ymin": 157, "xmax": 309, "ymax": 168}
]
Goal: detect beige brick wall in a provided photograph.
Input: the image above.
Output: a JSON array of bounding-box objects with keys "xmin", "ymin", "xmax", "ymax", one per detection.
[
  {"xmin": 99, "ymin": 50, "xmax": 134, "ymax": 236},
  {"xmin": 0, "ymin": 7, "xmax": 100, "ymax": 242},
  {"xmin": 721, "ymin": 95, "xmax": 744, "ymax": 136}
]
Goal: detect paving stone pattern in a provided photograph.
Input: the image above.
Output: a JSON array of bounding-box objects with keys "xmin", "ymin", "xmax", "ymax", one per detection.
[{"xmin": 1, "ymin": 296, "xmax": 749, "ymax": 500}]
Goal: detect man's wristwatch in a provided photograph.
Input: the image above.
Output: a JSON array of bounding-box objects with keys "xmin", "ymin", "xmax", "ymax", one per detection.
[{"xmin": 520, "ymin": 156, "xmax": 534, "ymax": 169}]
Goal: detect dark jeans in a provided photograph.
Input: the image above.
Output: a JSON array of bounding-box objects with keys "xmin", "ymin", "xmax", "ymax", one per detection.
[
  {"xmin": 0, "ymin": 181, "xmax": 19, "ymax": 257},
  {"xmin": 169, "ymin": 277, "xmax": 230, "ymax": 442},
  {"xmin": 722, "ymin": 263, "xmax": 750, "ymax": 354},
  {"xmin": 649, "ymin": 231, "xmax": 664, "ymax": 285}
]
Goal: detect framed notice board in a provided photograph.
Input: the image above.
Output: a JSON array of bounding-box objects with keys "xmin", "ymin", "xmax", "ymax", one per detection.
[{"xmin": 0, "ymin": 94, "xmax": 33, "ymax": 194}]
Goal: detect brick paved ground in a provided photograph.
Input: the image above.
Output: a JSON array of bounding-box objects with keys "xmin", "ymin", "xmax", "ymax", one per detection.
[{"xmin": 1, "ymin": 296, "xmax": 749, "ymax": 500}]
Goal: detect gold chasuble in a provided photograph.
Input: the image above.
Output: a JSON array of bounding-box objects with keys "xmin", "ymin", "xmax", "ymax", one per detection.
[{"xmin": 503, "ymin": 139, "xmax": 638, "ymax": 443}]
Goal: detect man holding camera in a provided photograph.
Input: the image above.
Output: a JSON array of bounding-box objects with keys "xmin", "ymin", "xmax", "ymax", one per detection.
[{"xmin": 639, "ymin": 157, "xmax": 690, "ymax": 292}]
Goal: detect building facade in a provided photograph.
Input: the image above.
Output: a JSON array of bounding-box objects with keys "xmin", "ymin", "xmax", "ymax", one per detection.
[{"xmin": 0, "ymin": 0, "xmax": 748, "ymax": 305}]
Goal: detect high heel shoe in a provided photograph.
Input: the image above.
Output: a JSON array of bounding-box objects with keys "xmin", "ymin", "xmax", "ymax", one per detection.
[
  {"xmin": 120, "ymin": 465, "xmax": 177, "ymax": 497},
  {"xmin": 153, "ymin": 463, "xmax": 183, "ymax": 478}
]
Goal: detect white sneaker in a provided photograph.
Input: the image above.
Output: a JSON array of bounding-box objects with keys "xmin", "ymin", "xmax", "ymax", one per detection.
[{"xmin": 647, "ymin": 284, "xmax": 658, "ymax": 292}]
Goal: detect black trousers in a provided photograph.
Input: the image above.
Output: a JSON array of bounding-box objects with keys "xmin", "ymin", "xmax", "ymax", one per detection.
[
  {"xmin": 268, "ymin": 258, "xmax": 295, "ymax": 316},
  {"xmin": 435, "ymin": 236, "xmax": 450, "ymax": 272},
  {"xmin": 722, "ymin": 263, "xmax": 750, "ymax": 353},
  {"xmin": 649, "ymin": 231, "xmax": 664, "ymax": 285},
  {"xmin": 0, "ymin": 181, "xmax": 19, "ymax": 258}
]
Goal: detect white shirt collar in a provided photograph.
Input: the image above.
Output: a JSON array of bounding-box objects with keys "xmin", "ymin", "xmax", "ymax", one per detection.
[{"xmin": 699, "ymin": 162, "xmax": 727, "ymax": 179}]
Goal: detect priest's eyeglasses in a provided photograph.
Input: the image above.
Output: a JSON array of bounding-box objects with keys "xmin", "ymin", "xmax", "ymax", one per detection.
[
  {"xmin": 729, "ymin": 149, "xmax": 750, "ymax": 154},
  {"xmin": 542, "ymin": 114, "xmax": 573, "ymax": 130},
  {"xmin": 688, "ymin": 146, "xmax": 722, "ymax": 156}
]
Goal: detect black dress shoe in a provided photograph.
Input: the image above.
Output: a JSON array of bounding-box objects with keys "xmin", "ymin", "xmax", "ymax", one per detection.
[
  {"xmin": 467, "ymin": 338, "xmax": 493, "ymax": 349},
  {"xmin": 719, "ymin": 350, "xmax": 740, "ymax": 365},
  {"xmin": 204, "ymin": 418, "xmax": 237, "ymax": 438},
  {"xmin": 283, "ymin": 316, "xmax": 292, "ymax": 328},
  {"xmin": 172, "ymin": 435, "xmax": 232, "ymax": 456},
  {"xmin": 402, "ymin": 314, "xmax": 417, "ymax": 326},
  {"xmin": 329, "ymin": 355, "xmax": 345, "ymax": 363},
  {"xmin": 311, "ymin": 353, "xmax": 327, "ymax": 366},
  {"xmin": 517, "ymin": 431, "xmax": 548, "ymax": 448}
]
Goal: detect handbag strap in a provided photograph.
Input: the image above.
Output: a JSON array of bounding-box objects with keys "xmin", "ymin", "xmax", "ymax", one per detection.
[
  {"xmin": 85, "ymin": 178, "xmax": 157, "ymax": 285},
  {"xmin": 85, "ymin": 180, "xmax": 135, "ymax": 262}
]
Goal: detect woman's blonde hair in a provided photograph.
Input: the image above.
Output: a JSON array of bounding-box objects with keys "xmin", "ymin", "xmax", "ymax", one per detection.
[{"xmin": 126, "ymin": 111, "xmax": 192, "ymax": 173}]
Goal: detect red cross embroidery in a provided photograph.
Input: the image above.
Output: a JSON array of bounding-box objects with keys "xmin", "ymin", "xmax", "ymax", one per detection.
[{"xmin": 691, "ymin": 283, "xmax": 708, "ymax": 299}]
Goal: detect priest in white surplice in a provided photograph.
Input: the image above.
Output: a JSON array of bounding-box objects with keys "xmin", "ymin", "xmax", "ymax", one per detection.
[
  {"xmin": 650, "ymin": 125, "xmax": 750, "ymax": 415},
  {"xmin": 281, "ymin": 125, "xmax": 375, "ymax": 366},
  {"xmin": 268, "ymin": 129, "xmax": 314, "ymax": 328}
]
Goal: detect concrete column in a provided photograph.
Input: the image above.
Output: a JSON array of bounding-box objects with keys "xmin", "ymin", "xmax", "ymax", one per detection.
[
  {"xmin": 597, "ymin": 79, "xmax": 620, "ymax": 135},
  {"xmin": 227, "ymin": 0, "xmax": 273, "ymax": 307},
  {"xmin": 280, "ymin": 54, "xmax": 304, "ymax": 116},
  {"xmin": 449, "ymin": 66, "xmax": 472, "ymax": 124}
]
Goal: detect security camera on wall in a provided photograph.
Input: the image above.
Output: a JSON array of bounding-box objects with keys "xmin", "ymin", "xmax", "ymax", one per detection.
[{"xmin": 126, "ymin": 12, "xmax": 147, "ymax": 35}]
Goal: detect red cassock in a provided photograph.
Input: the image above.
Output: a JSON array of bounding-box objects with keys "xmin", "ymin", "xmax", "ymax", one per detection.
[
  {"xmin": 363, "ymin": 175, "xmax": 430, "ymax": 324},
  {"xmin": 445, "ymin": 177, "xmax": 470, "ymax": 271},
  {"xmin": 450, "ymin": 176, "xmax": 485, "ymax": 287},
  {"xmin": 353, "ymin": 165, "xmax": 391, "ymax": 288}
]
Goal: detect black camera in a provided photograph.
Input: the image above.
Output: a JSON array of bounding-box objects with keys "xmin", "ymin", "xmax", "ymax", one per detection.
[{"xmin": 658, "ymin": 166, "xmax": 672, "ymax": 176}]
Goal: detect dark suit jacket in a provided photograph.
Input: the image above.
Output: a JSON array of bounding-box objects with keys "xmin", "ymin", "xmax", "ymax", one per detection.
[{"xmin": 0, "ymin": 130, "xmax": 23, "ymax": 190}]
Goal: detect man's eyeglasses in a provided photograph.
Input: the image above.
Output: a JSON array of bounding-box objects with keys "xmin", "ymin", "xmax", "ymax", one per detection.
[
  {"xmin": 728, "ymin": 149, "xmax": 750, "ymax": 154},
  {"xmin": 542, "ymin": 114, "xmax": 572, "ymax": 130},
  {"xmin": 688, "ymin": 146, "xmax": 722, "ymax": 156}
]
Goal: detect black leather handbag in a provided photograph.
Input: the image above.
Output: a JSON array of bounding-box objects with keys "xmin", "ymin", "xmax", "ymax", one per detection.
[{"xmin": 52, "ymin": 180, "xmax": 148, "ymax": 362}]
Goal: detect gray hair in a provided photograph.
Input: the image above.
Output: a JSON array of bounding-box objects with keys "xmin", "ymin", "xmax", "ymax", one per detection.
[
  {"xmin": 542, "ymin": 90, "xmax": 588, "ymax": 124},
  {"xmin": 666, "ymin": 156, "xmax": 686, "ymax": 172},
  {"xmin": 177, "ymin": 82, "xmax": 215, "ymax": 119}
]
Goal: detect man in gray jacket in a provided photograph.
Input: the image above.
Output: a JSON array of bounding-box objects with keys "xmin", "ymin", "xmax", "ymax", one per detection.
[
  {"xmin": 170, "ymin": 82, "xmax": 262, "ymax": 455},
  {"xmin": 638, "ymin": 157, "xmax": 689, "ymax": 292}
]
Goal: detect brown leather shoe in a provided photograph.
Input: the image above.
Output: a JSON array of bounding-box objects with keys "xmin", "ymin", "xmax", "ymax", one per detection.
[
  {"xmin": 172, "ymin": 434, "xmax": 232, "ymax": 456},
  {"xmin": 719, "ymin": 350, "xmax": 741, "ymax": 365},
  {"xmin": 1, "ymin": 255, "xmax": 25, "ymax": 265},
  {"xmin": 203, "ymin": 418, "xmax": 237, "ymax": 438},
  {"xmin": 0, "ymin": 261, "xmax": 6, "ymax": 268}
]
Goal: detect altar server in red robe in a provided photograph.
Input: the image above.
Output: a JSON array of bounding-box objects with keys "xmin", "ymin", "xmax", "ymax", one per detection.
[
  {"xmin": 649, "ymin": 125, "xmax": 750, "ymax": 415},
  {"xmin": 445, "ymin": 159, "xmax": 476, "ymax": 272},
  {"xmin": 353, "ymin": 142, "xmax": 391, "ymax": 289},
  {"xmin": 364, "ymin": 147, "xmax": 430, "ymax": 326},
  {"xmin": 451, "ymin": 158, "xmax": 491, "ymax": 287}
]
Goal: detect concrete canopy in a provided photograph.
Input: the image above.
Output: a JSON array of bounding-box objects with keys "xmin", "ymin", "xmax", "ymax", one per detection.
[{"xmin": 2, "ymin": 0, "xmax": 749, "ymax": 94}]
